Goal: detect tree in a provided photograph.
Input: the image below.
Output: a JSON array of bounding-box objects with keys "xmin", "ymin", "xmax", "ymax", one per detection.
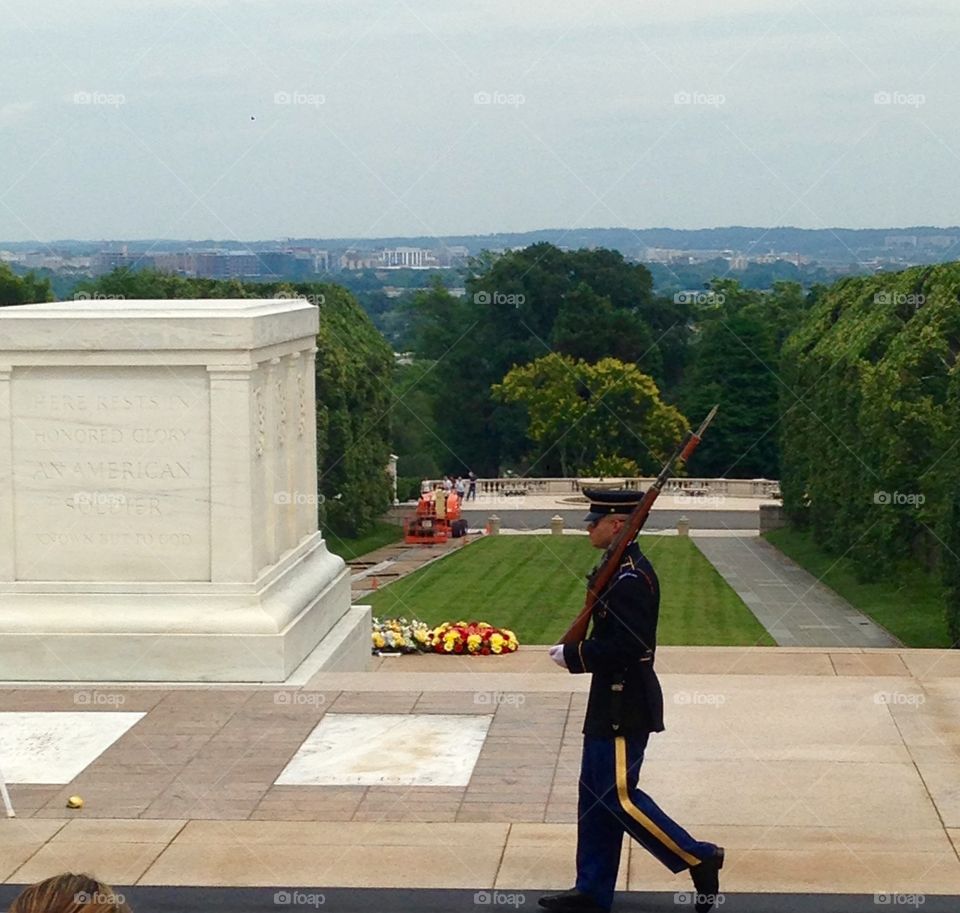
[
  {"xmin": 492, "ymin": 353, "xmax": 688, "ymax": 477},
  {"xmin": 0, "ymin": 262, "xmax": 53, "ymax": 306},
  {"xmin": 678, "ymin": 279, "xmax": 811, "ymax": 479},
  {"xmin": 779, "ymin": 261, "xmax": 960, "ymax": 619},
  {"xmin": 409, "ymin": 244, "xmax": 686, "ymax": 474}
]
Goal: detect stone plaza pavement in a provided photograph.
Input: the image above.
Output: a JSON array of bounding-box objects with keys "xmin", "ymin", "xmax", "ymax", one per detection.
[{"xmin": 1, "ymin": 646, "xmax": 960, "ymax": 897}]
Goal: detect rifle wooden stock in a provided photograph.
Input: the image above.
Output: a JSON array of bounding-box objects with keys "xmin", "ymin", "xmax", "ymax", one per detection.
[{"xmin": 558, "ymin": 405, "xmax": 718, "ymax": 646}]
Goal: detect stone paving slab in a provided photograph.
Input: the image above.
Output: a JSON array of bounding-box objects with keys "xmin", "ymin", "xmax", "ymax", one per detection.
[
  {"xmin": 0, "ymin": 648, "xmax": 958, "ymax": 894},
  {"xmin": 693, "ymin": 536, "xmax": 902, "ymax": 648}
]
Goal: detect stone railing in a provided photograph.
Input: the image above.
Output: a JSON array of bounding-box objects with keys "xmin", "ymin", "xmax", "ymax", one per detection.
[{"xmin": 423, "ymin": 477, "xmax": 782, "ymax": 499}]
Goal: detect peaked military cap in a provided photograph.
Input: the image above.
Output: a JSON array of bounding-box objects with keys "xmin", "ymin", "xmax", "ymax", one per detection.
[{"xmin": 582, "ymin": 487, "xmax": 645, "ymax": 523}]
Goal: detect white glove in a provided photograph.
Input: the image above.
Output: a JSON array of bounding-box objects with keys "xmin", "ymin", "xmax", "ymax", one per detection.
[{"xmin": 549, "ymin": 644, "xmax": 567, "ymax": 668}]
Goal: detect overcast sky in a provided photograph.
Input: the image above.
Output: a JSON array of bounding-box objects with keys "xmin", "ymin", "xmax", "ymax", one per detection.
[{"xmin": 1, "ymin": 0, "xmax": 957, "ymax": 242}]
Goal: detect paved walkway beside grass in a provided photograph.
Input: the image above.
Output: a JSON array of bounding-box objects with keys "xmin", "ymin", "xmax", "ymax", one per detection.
[
  {"xmin": 693, "ymin": 536, "xmax": 901, "ymax": 648},
  {"xmin": 1, "ymin": 647, "xmax": 958, "ymax": 898}
]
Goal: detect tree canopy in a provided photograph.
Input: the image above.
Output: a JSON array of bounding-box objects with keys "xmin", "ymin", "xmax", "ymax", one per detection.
[
  {"xmin": 493, "ymin": 353, "xmax": 687, "ymax": 477},
  {"xmin": 778, "ymin": 263, "xmax": 960, "ymax": 642}
]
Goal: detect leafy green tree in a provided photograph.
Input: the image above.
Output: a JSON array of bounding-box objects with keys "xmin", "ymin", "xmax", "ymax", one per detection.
[
  {"xmin": 0, "ymin": 262, "xmax": 53, "ymax": 306},
  {"xmin": 678, "ymin": 279, "xmax": 812, "ymax": 479},
  {"xmin": 492, "ymin": 353, "xmax": 688, "ymax": 477},
  {"xmin": 409, "ymin": 244, "xmax": 685, "ymax": 475},
  {"xmin": 779, "ymin": 261, "xmax": 960, "ymax": 637},
  {"xmin": 388, "ymin": 360, "xmax": 446, "ymax": 481}
]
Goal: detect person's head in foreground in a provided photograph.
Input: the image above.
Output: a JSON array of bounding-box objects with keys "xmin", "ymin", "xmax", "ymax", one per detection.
[{"xmin": 9, "ymin": 873, "xmax": 133, "ymax": 913}]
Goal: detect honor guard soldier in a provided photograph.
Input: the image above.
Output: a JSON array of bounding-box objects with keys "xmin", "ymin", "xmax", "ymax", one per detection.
[{"xmin": 540, "ymin": 488, "xmax": 724, "ymax": 913}]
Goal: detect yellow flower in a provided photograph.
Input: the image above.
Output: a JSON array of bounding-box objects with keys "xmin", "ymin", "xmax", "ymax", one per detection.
[
  {"xmin": 444, "ymin": 641, "xmax": 454, "ymax": 652},
  {"xmin": 372, "ymin": 632, "xmax": 386, "ymax": 649},
  {"xmin": 467, "ymin": 633, "xmax": 482, "ymax": 652}
]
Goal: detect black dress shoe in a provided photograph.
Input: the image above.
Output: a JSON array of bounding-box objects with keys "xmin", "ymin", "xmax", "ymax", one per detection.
[
  {"xmin": 537, "ymin": 888, "xmax": 606, "ymax": 913},
  {"xmin": 690, "ymin": 846, "xmax": 724, "ymax": 913}
]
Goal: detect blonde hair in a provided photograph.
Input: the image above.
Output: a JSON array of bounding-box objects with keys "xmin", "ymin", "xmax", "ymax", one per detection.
[{"xmin": 9, "ymin": 873, "xmax": 133, "ymax": 913}]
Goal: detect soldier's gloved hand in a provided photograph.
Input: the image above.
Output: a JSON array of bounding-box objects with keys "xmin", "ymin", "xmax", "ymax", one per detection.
[{"xmin": 548, "ymin": 644, "xmax": 567, "ymax": 668}]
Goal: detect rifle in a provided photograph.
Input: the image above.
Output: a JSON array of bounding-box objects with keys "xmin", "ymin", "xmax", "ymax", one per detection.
[{"xmin": 558, "ymin": 405, "xmax": 719, "ymax": 645}]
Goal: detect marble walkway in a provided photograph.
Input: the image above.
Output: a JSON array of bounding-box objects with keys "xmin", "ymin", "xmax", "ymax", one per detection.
[
  {"xmin": 693, "ymin": 536, "xmax": 901, "ymax": 648},
  {"xmin": 0, "ymin": 646, "xmax": 958, "ymax": 898}
]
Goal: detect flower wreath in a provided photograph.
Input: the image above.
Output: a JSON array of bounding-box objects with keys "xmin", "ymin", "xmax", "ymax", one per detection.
[{"xmin": 430, "ymin": 620, "xmax": 519, "ymax": 655}]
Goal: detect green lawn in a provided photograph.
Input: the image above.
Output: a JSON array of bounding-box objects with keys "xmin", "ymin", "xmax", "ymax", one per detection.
[
  {"xmin": 764, "ymin": 527, "xmax": 949, "ymax": 648},
  {"xmin": 366, "ymin": 535, "xmax": 774, "ymax": 646},
  {"xmin": 323, "ymin": 521, "xmax": 404, "ymax": 561}
]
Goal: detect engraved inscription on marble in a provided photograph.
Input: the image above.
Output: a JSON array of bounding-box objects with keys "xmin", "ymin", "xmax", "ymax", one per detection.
[{"xmin": 11, "ymin": 367, "xmax": 211, "ymax": 581}]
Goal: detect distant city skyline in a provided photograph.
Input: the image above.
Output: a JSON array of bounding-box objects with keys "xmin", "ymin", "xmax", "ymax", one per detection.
[{"xmin": 2, "ymin": 0, "xmax": 958, "ymax": 242}]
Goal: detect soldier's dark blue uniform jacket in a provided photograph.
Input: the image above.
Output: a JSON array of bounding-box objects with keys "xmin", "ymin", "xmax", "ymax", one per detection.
[{"xmin": 561, "ymin": 540, "xmax": 665, "ymax": 737}]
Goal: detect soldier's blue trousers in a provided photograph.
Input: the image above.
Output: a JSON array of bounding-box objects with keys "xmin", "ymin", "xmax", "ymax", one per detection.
[{"xmin": 575, "ymin": 733, "xmax": 718, "ymax": 911}]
